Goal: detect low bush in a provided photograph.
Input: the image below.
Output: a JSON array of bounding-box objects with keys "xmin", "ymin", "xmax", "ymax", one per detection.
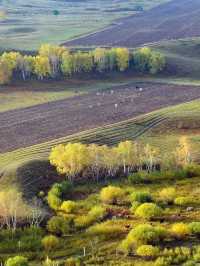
[
  {"xmin": 42, "ymin": 235, "xmax": 59, "ymax": 252},
  {"xmin": 188, "ymin": 222, "xmax": 200, "ymax": 235},
  {"xmin": 120, "ymin": 224, "xmax": 167, "ymax": 253},
  {"xmin": 130, "ymin": 191, "xmax": 152, "ymax": 203},
  {"xmin": 170, "ymin": 223, "xmax": 190, "ymax": 239},
  {"xmin": 130, "ymin": 201, "xmax": 141, "ymax": 213},
  {"xmin": 174, "ymin": 196, "xmax": 194, "ymax": 206},
  {"xmin": 184, "ymin": 164, "xmax": 200, "ymax": 178},
  {"xmin": 100, "ymin": 186, "xmax": 125, "ymax": 204},
  {"xmin": 128, "ymin": 173, "xmax": 143, "ymax": 184},
  {"xmin": 183, "ymin": 261, "xmax": 197, "ymax": 266},
  {"xmin": 136, "ymin": 245, "xmax": 159, "ymax": 258},
  {"xmin": 60, "ymin": 200, "xmax": 77, "ymax": 213},
  {"xmin": 47, "ymin": 181, "xmax": 72, "ymax": 211},
  {"xmin": 43, "ymin": 257, "xmax": 60, "ymax": 266},
  {"xmin": 154, "ymin": 256, "xmax": 172, "ymax": 266},
  {"xmin": 5, "ymin": 256, "xmax": 29, "ymax": 266},
  {"xmin": 159, "ymin": 187, "xmax": 176, "ymax": 204},
  {"xmin": 65, "ymin": 257, "xmax": 82, "ymax": 266},
  {"xmin": 87, "ymin": 220, "xmax": 125, "ymax": 239},
  {"xmin": 88, "ymin": 206, "xmax": 107, "ymax": 221},
  {"xmin": 47, "ymin": 216, "xmax": 72, "ymax": 235},
  {"xmin": 74, "ymin": 215, "xmax": 93, "ymax": 229},
  {"xmin": 135, "ymin": 203, "xmax": 163, "ymax": 220}
]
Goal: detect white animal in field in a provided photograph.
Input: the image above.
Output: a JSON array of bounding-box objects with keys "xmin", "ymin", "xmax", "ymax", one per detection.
[{"xmin": 114, "ymin": 103, "xmax": 118, "ymax": 109}]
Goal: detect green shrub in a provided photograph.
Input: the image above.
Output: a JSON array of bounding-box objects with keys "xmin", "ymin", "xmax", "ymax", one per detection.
[
  {"xmin": 100, "ymin": 186, "xmax": 125, "ymax": 204},
  {"xmin": 154, "ymin": 257, "xmax": 172, "ymax": 266},
  {"xmin": 130, "ymin": 191, "xmax": 152, "ymax": 203},
  {"xmin": 88, "ymin": 206, "xmax": 107, "ymax": 221},
  {"xmin": 136, "ymin": 245, "xmax": 159, "ymax": 258},
  {"xmin": 65, "ymin": 257, "xmax": 82, "ymax": 266},
  {"xmin": 43, "ymin": 257, "xmax": 60, "ymax": 266},
  {"xmin": 42, "ymin": 235, "xmax": 59, "ymax": 252},
  {"xmin": 174, "ymin": 197, "xmax": 194, "ymax": 206},
  {"xmin": 128, "ymin": 173, "xmax": 143, "ymax": 184},
  {"xmin": 47, "ymin": 216, "xmax": 72, "ymax": 235},
  {"xmin": 130, "ymin": 201, "xmax": 141, "ymax": 213},
  {"xmin": 87, "ymin": 220, "xmax": 125, "ymax": 239},
  {"xmin": 183, "ymin": 261, "xmax": 197, "ymax": 266},
  {"xmin": 170, "ymin": 223, "xmax": 190, "ymax": 239},
  {"xmin": 135, "ymin": 203, "xmax": 163, "ymax": 220},
  {"xmin": 47, "ymin": 181, "xmax": 72, "ymax": 210},
  {"xmin": 74, "ymin": 215, "xmax": 93, "ymax": 229},
  {"xmin": 5, "ymin": 256, "xmax": 29, "ymax": 266},
  {"xmin": 159, "ymin": 187, "xmax": 176, "ymax": 204},
  {"xmin": 189, "ymin": 222, "xmax": 200, "ymax": 235},
  {"xmin": 60, "ymin": 200, "xmax": 77, "ymax": 213},
  {"xmin": 120, "ymin": 224, "xmax": 167, "ymax": 253},
  {"xmin": 184, "ymin": 164, "xmax": 200, "ymax": 178}
]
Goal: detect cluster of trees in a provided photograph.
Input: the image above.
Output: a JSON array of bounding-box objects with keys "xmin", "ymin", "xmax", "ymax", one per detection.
[
  {"xmin": 0, "ymin": 44, "xmax": 166, "ymax": 84},
  {"xmin": 49, "ymin": 137, "xmax": 191, "ymax": 183}
]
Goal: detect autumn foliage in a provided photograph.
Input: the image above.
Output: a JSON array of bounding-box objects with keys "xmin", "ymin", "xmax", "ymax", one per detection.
[{"xmin": 0, "ymin": 44, "xmax": 166, "ymax": 84}]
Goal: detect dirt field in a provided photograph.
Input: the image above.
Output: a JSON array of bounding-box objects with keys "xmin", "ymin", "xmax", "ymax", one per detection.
[
  {"xmin": 0, "ymin": 83, "xmax": 200, "ymax": 153},
  {"xmin": 65, "ymin": 0, "xmax": 200, "ymax": 47}
]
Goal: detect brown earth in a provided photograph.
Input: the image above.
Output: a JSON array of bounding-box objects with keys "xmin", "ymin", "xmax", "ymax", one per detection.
[
  {"xmin": 64, "ymin": 0, "xmax": 200, "ymax": 47},
  {"xmin": 0, "ymin": 83, "xmax": 200, "ymax": 153}
]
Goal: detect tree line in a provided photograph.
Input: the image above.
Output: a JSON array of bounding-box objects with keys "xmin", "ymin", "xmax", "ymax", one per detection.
[
  {"xmin": 0, "ymin": 44, "xmax": 166, "ymax": 84},
  {"xmin": 49, "ymin": 137, "xmax": 191, "ymax": 183}
]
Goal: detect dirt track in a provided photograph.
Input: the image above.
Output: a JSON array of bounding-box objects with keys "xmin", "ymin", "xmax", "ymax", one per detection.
[
  {"xmin": 65, "ymin": 0, "xmax": 200, "ymax": 47},
  {"xmin": 0, "ymin": 83, "xmax": 200, "ymax": 153}
]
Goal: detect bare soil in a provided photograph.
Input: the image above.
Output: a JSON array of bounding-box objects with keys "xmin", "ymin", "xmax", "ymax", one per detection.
[
  {"xmin": 0, "ymin": 83, "xmax": 200, "ymax": 153},
  {"xmin": 65, "ymin": 0, "xmax": 200, "ymax": 47}
]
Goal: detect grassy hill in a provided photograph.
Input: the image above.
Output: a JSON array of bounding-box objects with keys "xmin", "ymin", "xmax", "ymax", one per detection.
[
  {"xmin": 0, "ymin": 99, "xmax": 199, "ymax": 194},
  {"xmin": 65, "ymin": 0, "xmax": 200, "ymax": 48},
  {"xmin": 0, "ymin": 0, "xmax": 168, "ymax": 51},
  {"xmin": 153, "ymin": 38, "xmax": 200, "ymax": 79}
]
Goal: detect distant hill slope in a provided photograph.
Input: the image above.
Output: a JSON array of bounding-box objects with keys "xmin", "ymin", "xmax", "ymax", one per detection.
[{"xmin": 65, "ymin": 0, "xmax": 200, "ymax": 47}]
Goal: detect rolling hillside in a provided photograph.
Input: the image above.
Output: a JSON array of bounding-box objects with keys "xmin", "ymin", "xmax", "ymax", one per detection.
[
  {"xmin": 0, "ymin": 99, "xmax": 199, "ymax": 192},
  {"xmin": 65, "ymin": 0, "xmax": 200, "ymax": 47}
]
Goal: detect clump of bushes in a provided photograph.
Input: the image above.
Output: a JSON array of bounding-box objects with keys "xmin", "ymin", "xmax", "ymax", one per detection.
[
  {"xmin": 170, "ymin": 223, "xmax": 190, "ymax": 239},
  {"xmin": 100, "ymin": 186, "xmax": 125, "ymax": 204},
  {"xmin": 65, "ymin": 257, "xmax": 82, "ymax": 266},
  {"xmin": 136, "ymin": 245, "xmax": 160, "ymax": 258},
  {"xmin": 130, "ymin": 191, "xmax": 152, "ymax": 203},
  {"xmin": 75, "ymin": 206, "xmax": 107, "ymax": 229},
  {"xmin": 184, "ymin": 164, "xmax": 200, "ymax": 178},
  {"xmin": 87, "ymin": 220, "xmax": 125, "ymax": 239},
  {"xmin": 154, "ymin": 256, "xmax": 172, "ymax": 266},
  {"xmin": 47, "ymin": 181, "xmax": 72, "ymax": 211},
  {"xmin": 188, "ymin": 222, "xmax": 200, "ymax": 235},
  {"xmin": 47, "ymin": 216, "xmax": 72, "ymax": 235},
  {"xmin": 120, "ymin": 224, "xmax": 167, "ymax": 254},
  {"xmin": 135, "ymin": 203, "xmax": 163, "ymax": 220},
  {"xmin": 5, "ymin": 256, "xmax": 29, "ymax": 266},
  {"xmin": 42, "ymin": 235, "xmax": 59, "ymax": 252},
  {"xmin": 130, "ymin": 201, "xmax": 141, "ymax": 213},
  {"xmin": 88, "ymin": 206, "xmax": 107, "ymax": 221},
  {"xmin": 60, "ymin": 200, "xmax": 77, "ymax": 213},
  {"xmin": 128, "ymin": 172, "xmax": 143, "ymax": 184},
  {"xmin": 174, "ymin": 196, "xmax": 194, "ymax": 206},
  {"xmin": 159, "ymin": 187, "xmax": 176, "ymax": 204}
]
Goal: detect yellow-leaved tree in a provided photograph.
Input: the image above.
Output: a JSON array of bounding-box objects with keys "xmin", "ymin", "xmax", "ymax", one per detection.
[
  {"xmin": 116, "ymin": 140, "xmax": 137, "ymax": 174},
  {"xmin": 115, "ymin": 48, "xmax": 129, "ymax": 71},
  {"xmin": 49, "ymin": 143, "xmax": 90, "ymax": 182},
  {"xmin": 174, "ymin": 136, "xmax": 192, "ymax": 168}
]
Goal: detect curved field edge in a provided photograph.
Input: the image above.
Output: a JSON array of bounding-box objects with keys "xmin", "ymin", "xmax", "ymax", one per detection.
[{"xmin": 0, "ymin": 99, "xmax": 200, "ymax": 178}]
